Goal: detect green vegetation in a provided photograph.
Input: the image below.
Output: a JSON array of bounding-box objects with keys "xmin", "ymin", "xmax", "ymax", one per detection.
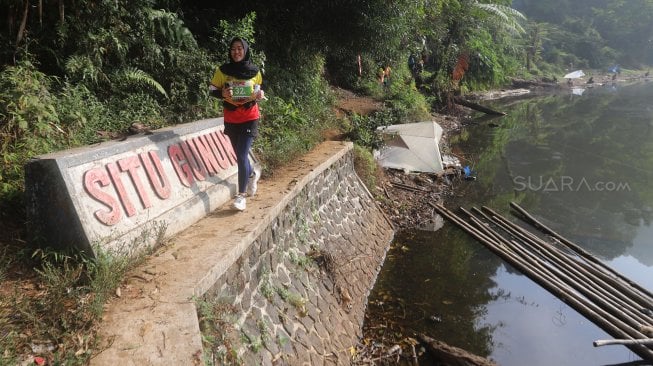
[
  {"xmin": 0, "ymin": 0, "xmax": 651, "ymax": 364},
  {"xmin": 353, "ymin": 144, "xmax": 379, "ymax": 193},
  {"xmin": 0, "ymin": 247, "xmax": 140, "ymax": 365},
  {"xmin": 196, "ymin": 297, "xmax": 241, "ymax": 365},
  {"xmin": 275, "ymin": 286, "xmax": 307, "ymax": 311},
  {"xmin": 515, "ymin": 0, "xmax": 653, "ymax": 69}
]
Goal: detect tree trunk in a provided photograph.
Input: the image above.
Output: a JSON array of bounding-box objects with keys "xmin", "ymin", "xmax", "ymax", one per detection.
[
  {"xmin": 16, "ymin": 0, "xmax": 29, "ymax": 47},
  {"xmin": 453, "ymin": 97, "xmax": 506, "ymax": 116},
  {"xmin": 417, "ymin": 333, "xmax": 497, "ymax": 366}
]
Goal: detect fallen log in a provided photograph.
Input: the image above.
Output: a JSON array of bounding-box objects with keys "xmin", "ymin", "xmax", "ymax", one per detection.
[
  {"xmin": 417, "ymin": 333, "xmax": 497, "ymax": 366},
  {"xmin": 453, "ymin": 97, "xmax": 506, "ymax": 116},
  {"xmin": 511, "ymin": 78, "xmax": 559, "ymax": 89}
]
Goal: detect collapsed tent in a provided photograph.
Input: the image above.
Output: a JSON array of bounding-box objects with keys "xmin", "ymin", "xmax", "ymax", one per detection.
[
  {"xmin": 375, "ymin": 121, "xmax": 444, "ymax": 173},
  {"xmin": 564, "ymin": 70, "xmax": 585, "ymax": 79}
]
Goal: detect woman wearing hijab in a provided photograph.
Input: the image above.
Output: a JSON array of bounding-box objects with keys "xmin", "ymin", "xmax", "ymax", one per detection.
[{"xmin": 209, "ymin": 37, "xmax": 265, "ymax": 211}]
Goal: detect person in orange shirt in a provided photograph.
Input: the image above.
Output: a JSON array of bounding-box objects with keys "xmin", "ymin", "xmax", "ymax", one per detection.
[
  {"xmin": 210, "ymin": 37, "xmax": 265, "ymax": 211},
  {"xmin": 383, "ymin": 65, "xmax": 392, "ymax": 87}
]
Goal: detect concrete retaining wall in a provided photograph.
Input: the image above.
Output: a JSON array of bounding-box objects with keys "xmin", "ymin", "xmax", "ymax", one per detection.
[
  {"xmin": 204, "ymin": 148, "xmax": 394, "ymax": 365},
  {"xmin": 92, "ymin": 141, "xmax": 394, "ymax": 365}
]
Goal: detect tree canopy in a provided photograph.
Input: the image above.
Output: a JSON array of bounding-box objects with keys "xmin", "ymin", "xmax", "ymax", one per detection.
[{"xmin": 514, "ymin": 0, "xmax": 653, "ymax": 68}]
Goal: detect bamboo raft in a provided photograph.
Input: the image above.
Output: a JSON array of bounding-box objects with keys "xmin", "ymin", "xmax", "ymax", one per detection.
[{"xmin": 431, "ymin": 201, "xmax": 653, "ymax": 362}]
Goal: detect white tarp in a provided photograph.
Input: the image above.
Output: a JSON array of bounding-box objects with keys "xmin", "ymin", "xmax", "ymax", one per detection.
[
  {"xmin": 564, "ymin": 70, "xmax": 585, "ymax": 79},
  {"xmin": 376, "ymin": 121, "xmax": 444, "ymax": 173}
]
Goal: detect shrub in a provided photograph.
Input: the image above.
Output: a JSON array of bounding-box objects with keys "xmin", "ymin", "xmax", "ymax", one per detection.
[
  {"xmin": 353, "ymin": 144, "xmax": 379, "ymax": 191},
  {"xmin": 0, "ymin": 61, "xmax": 66, "ymax": 204}
]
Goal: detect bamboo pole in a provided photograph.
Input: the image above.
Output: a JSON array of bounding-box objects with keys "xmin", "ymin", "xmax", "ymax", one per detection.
[
  {"xmin": 594, "ymin": 339, "xmax": 653, "ymax": 347},
  {"xmin": 432, "ymin": 203, "xmax": 653, "ymax": 361},
  {"xmin": 481, "ymin": 205, "xmax": 653, "ymax": 309},
  {"xmin": 510, "ymin": 201, "xmax": 653, "ymax": 300},
  {"xmin": 476, "ymin": 207, "xmax": 653, "ymax": 324},
  {"xmin": 464, "ymin": 210, "xmax": 649, "ymax": 331}
]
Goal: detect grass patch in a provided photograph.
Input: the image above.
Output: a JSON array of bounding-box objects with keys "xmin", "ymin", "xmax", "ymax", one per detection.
[
  {"xmin": 196, "ymin": 297, "xmax": 241, "ymax": 366},
  {"xmin": 353, "ymin": 144, "xmax": 380, "ymax": 192},
  {"xmin": 259, "ymin": 270, "xmax": 275, "ymax": 301},
  {"xmin": 276, "ymin": 286, "xmax": 307, "ymax": 312},
  {"xmin": 0, "ymin": 247, "xmax": 142, "ymax": 365}
]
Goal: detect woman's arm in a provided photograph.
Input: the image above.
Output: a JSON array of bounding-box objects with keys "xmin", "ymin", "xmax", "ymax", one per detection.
[{"xmin": 208, "ymin": 84, "xmax": 221, "ymax": 98}]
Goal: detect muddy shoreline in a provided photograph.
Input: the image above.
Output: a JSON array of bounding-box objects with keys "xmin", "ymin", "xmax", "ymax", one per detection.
[{"xmin": 355, "ymin": 82, "xmax": 559, "ymax": 365}]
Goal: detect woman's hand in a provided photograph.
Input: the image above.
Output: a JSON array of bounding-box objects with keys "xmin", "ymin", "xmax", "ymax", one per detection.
[
  {"xmin": 221, "ymin": 85, "xmax": 233, "ymax": 99},
  {"xmin": 252, "ymin": 85, "xmax": 266, "ymax": 101}
]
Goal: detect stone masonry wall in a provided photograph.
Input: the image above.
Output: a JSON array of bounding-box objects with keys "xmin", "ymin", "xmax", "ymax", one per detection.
[{"xmin": 202, "ymin": 150, "xmax": 395, "ymax": 365}]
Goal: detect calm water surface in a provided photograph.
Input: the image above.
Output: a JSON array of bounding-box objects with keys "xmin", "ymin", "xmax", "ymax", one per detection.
[{"xmin": 366, "ymin": 82, "xmax": 653, "ymax": 365}]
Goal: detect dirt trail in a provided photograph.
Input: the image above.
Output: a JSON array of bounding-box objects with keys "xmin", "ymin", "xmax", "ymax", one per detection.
[{"xmin": 332, "ymin": 87, "xmax": 384, "ymax": 117}]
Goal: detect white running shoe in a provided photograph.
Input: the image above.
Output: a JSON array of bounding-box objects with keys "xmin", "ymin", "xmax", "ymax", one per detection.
[
  {"xmin": 247, "ymin": 166, "xmax": 261, "ymax": 197},
  {"xmin": 232, "ymin": 194, "xmax": 246, "ymax": 211}
]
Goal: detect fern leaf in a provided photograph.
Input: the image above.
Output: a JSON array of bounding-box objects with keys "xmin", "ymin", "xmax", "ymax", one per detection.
[{"xmin": 121, "ymin": 68, "xmax": 168, "ymax": 98}]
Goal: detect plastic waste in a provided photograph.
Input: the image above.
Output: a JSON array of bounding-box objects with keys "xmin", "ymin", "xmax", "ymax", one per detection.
[{"xmin": 463, "ymin": 165, "xmax": 477, "ymax": 180}]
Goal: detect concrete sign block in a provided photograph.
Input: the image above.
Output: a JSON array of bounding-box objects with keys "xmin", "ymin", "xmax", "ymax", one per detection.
[{"xmin": 25, "ymin": 118, "xmax": 243, "ymax": 257}]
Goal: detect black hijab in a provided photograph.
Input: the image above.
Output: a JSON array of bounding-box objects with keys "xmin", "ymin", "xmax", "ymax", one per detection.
[{"xmin": 219, "ymin": 37, "xmax": 260, "ymax": 80}]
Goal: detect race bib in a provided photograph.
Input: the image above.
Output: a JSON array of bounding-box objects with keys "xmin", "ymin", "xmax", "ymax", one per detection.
[{"xmin": 231, "ymin": 81, "xmax": 253, "ymax": 100}]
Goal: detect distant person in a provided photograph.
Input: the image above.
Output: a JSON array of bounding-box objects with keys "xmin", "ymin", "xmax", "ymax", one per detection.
[
  {"xmin": 209, "ymin": 37, "xmax": 264, "ymax": 211},
  {"xmin": 377, "ymin": 66, "xmax": 385, "ymax": 84},
  {"xmin": 383, "ymin": 65, "xmax": 392, "ymax": 88},
  {"xmin": 357, "ymin": 54, "xmax": 362, "ymax": 77},
  {"xmin": 421, "ymin": 49, "xmax": 429, "ymax": 65},
  {"xmin": 408, "ymin": 53, "xmax": 417, "ymax": 74},
  {"xmin": 415, "ymin": 59, "xmax": 425, "ymax": 87}
]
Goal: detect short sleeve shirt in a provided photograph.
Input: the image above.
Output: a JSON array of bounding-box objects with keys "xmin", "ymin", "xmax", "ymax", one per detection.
[{"xmin": 210, "ymin": 68, "xmax": 263, "ymax": 123}]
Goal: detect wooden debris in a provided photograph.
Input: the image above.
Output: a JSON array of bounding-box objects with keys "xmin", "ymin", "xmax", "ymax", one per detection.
[
  {"xmin": 390, "ymin": 182, "xmax": 428, "ymax": 192},
  {"xmin": 453, "ymin": 97, "xmax": 506, "ymax": 116},
  {"xmin": 432, "ymin": 202, "xmax": 653, "ymax": 362},
  {"xmin": 417, "ymin": 333, "xmax": 497, "ymax": 366}
]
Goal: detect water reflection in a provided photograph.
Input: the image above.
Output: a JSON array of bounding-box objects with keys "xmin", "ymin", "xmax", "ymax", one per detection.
[
  {"xmin": 368, "ymin": 229, "xmax": 501, "ymax": 358},
  {"xmin": 365, "ymin": 82, "xmax": 653, "ymax": 365},
  {"xmin": 486, "ymin": 83, "xmax": 653, "ymax": 264}
]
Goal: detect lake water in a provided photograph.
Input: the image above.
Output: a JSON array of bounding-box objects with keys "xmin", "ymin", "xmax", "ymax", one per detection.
[{"xmin": 365, "ymin": 81, "xmax": 653, "ymax": 365}]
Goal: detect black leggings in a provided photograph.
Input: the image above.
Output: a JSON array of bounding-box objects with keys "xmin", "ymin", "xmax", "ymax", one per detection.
[{"xmin": 224, "ymin": 120, "xmax": 258, "ymax": 194}]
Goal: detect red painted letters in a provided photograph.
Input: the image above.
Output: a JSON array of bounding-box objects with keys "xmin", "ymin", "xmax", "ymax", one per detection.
[
  {"xmin": 181, "ymin": 140, "xmax": 207, "ymax": 181},
  {"xmin": 118, "ymin": 155, "xmax": 152, "ymax": 209},
  {"xmin": 83, "ymin": 169, "xmax": 122, "ymax": 225},
  {"xmin": 106, "ymin": 162, "xmax": 137, "ymax": 217},
  {"xmin": 139, "ymin": 151, "xmax": 171, "ymax": 199},
  {"xmin": 169, "ymin": 144, "xmax": 194, "ymax": 187},
  {"xmin": 82, "ymin": 129, "xmax": 238, "ymax": 226}
]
